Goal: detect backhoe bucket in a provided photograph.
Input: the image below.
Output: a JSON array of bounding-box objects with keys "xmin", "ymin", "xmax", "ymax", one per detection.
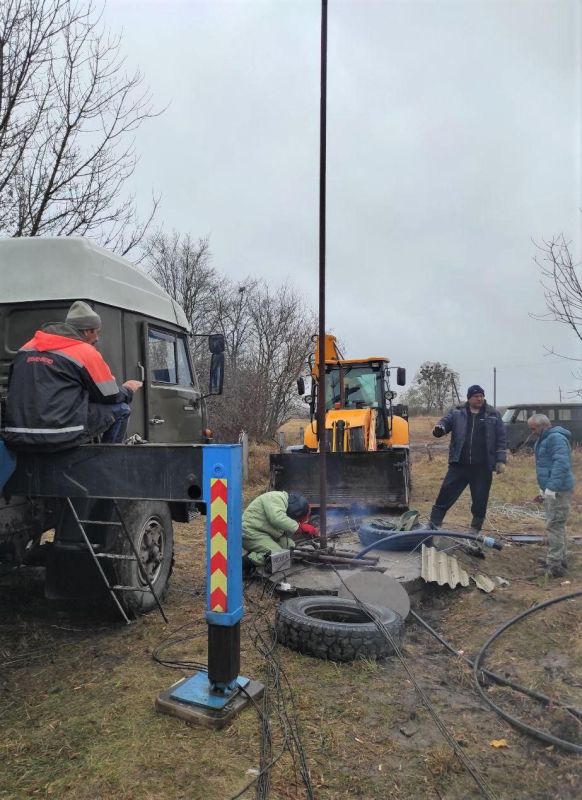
[{"xmin": 269, "ymin": 450, "xmax": 410, "ymax": 511}]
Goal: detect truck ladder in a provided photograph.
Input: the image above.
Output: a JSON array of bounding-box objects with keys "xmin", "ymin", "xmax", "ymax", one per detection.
[{"xmin": 65, "ymin": 497, "xmax": 169, "ymax": 625}]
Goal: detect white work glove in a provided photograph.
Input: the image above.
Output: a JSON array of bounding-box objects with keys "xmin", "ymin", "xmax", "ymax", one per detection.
[
  {"xmin": 543, "ymin": 488, "xmax": 556, "ymax": 500},
  {"xmin": 495, "ymin": 462, "xmax": 506, "ymax": 475}
]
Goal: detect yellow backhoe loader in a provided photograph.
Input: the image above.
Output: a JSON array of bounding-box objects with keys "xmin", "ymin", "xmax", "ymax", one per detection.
[{"xmin": 270, "ymin": 335, "xmax": 410, "ymax": 510}]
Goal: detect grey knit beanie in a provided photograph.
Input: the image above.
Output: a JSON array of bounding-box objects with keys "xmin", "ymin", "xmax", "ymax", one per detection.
[
  {"xmin": 66, "ymin": 301, "xmax": 101, "ymax": 331},
  {"xmin": 287, "ymin": 492, "xmax": 310, "ymax": 521}
]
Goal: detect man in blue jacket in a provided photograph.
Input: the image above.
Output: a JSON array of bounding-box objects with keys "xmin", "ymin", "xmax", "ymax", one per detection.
[
  {"xmin": 429, "ymin": 385, "xmax": 507, "ymax": 532},
  {"xmin": 528, "ymin": 414, "xmax": 575, "ymax": 578}
]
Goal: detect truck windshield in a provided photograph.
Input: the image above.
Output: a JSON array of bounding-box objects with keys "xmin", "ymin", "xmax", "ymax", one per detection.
[{"xmin": 325, "ymin": 365, "xmax": 383, "ymax": 410}]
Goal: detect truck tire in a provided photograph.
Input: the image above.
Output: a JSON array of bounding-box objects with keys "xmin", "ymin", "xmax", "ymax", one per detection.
[
  {"xmin": 113, "ymin": 501, "xmax": 174, "ymax": 614},
  {"xmin": 275, "ymin": 596, "xmax": 402, "ymax": 662}
]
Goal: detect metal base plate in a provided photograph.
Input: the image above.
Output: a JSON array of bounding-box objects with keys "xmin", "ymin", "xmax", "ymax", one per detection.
[
  {"xmin": 171, "ymin": 672, "xmax": 248, "ymax": 710},
  {"xmin": 156, "ymin": 673, "xmax": 264, "ymax": 730}
]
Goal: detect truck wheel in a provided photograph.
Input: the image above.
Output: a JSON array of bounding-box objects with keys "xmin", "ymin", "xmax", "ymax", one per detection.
[
  {"xmin": 275, "ymin": 596, "xmax": 402, "ymax": 662},
  {"xmin": 113, "ymin": 501, "xmax": 174, "ymax": 614}
]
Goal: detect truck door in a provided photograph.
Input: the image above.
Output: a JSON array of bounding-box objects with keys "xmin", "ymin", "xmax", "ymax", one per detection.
[{"xmin": 144, "ymin": 325, "xmax": 202, "ymax": 443}]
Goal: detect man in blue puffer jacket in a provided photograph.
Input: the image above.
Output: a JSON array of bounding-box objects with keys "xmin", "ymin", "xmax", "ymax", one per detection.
[
  {"xmin": 528, "ymin": 414, "xmax": 575, "ymax": 578},
  {"xmin": 429, "ymin": 385, "xmax": 507, "ymax": 532}
]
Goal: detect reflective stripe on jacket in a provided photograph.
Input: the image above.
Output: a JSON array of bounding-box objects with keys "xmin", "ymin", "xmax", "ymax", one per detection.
[{"xmin": 4, "ymin": 324, "xmax": 131, "ymax": 451}]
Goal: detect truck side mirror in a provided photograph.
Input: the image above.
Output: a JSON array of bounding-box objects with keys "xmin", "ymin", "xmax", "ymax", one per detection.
[
  {"xmin": 208, "ymin": 333, "xmax": 225, "ymax": 354},
  {"xmin": 396, "ymin": 367, "xmax": 406, "ymax": 386},
  {"xmin": 209, "ymin": 352, "xmax": 224, "ymax": 395},
  {"xmin": 297, "ymin": 377, "xmax": 305, "ymax": 396}
]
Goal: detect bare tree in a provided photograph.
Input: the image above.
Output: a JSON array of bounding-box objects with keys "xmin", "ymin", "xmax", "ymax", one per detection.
[
  {"xmin": 246, "ymin": 281, "xmax": 316, "ymax": 438},
  {"xmin": 534, "ymin": 234, "xmax": 582, "ymax": 395},
  {"xmin": 146, "ymin": 231, "xmax": 217, "ymax": 357},
  {"xmin": 410, "ymin": 361, "xmax": 460, "ymax": 414},
  {"xmin": 146, "ymin": 231, "xmax": 315, "ymax": 441},
  {"xmin": 0, "ymin": 0, "xmax": 159, "ymax": 255}
]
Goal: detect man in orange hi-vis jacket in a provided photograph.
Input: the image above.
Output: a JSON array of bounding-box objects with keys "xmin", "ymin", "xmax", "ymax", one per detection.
[{"xmin": 4, "ymin": 301, "xmax": 142, "ymax": 451}]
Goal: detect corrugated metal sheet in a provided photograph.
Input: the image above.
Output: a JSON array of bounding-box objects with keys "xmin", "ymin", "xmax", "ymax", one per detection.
[
  {"xmin": 472, "ymin": 574, "xmax": 496, "ymax": 593},
  {"xmin": 421, "ymin": 545, "xmax": 470, "ymax": 589}
]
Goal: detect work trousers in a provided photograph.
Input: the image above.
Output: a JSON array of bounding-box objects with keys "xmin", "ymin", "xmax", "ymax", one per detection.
[
  {"xmin": 87, "ymin": 402, "xmax": 131, "ymax": 444},
  {"xmin": 430, "ymin": 463, "xmax": 493, "ymax": 529},
  {"xmin": 544, "ymin": 490, "xmax": 572, "ymax": 566},
  {"xmin": 242, "ymin": 532, "xmax": 295, "ymax": 567}
]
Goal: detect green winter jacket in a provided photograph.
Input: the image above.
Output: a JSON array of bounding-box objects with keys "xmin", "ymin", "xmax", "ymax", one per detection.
[{"xmin": 242, "ymin": 491, "xmax": 299, "ymax": 547}]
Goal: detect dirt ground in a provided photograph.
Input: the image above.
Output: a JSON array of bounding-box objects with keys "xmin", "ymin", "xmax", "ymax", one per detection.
[{"xmin": 1, "ymin": 418, "xmax": 581, "ymax": 800}]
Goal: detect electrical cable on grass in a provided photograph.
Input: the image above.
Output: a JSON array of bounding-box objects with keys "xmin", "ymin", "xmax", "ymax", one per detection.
[
  {"xmin": 472, "ymin": 591, "xmax": 582, "ymax": 754},
  {"xmin": 239, "ymin": 579, "xmax": 314, "ymax": 800},
  {"xmin": 329, "ymin": 565, "xmax": 499, "ymax": 800},
  {"xmin": 410, "ymin": 609, "xmax": 582, "ymax": 721}
]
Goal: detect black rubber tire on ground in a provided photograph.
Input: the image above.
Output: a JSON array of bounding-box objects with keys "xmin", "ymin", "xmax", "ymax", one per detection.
[
  {"xmin": 275, "ymin": 596, "xmax": 403, "ymax": 662},
  {"xmin": 113, "ymin": 501, "xmax": 174, "ymax": 614}
]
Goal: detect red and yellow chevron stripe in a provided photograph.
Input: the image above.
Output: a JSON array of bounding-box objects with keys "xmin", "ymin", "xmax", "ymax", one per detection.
[{"xmin": 209, "ymin": 478, "xmax": 228, "ymax": 612}]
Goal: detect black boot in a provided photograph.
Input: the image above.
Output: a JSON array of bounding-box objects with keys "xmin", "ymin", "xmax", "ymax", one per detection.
[{"xmin": 469, "ymin": 516, "xmax": 485, "ymax": 534}]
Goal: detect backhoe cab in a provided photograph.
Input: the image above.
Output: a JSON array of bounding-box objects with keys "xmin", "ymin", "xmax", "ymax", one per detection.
[{"xmin": 270, "ymin": 335, "xmax": 411, "ymax": 511}]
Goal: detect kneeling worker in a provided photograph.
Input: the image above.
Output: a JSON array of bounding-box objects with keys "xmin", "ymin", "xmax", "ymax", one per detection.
[
  {"xmin": 242, "ymin": 490, "xmax": 318, "ymax": 567},
  {"xmin": 4, "ymin": 301, "xmax": 142, "ymax": 450}
]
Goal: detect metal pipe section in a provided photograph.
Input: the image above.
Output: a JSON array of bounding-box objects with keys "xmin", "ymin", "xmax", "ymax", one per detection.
[{"xmin": 317, "ymin": 0, "xmax": 329, "ymax": 550}]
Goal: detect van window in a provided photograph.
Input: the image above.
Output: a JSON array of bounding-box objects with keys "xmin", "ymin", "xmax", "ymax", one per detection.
[
  {"xmin": 546, "ymin": 408, "xmax": 556, "ymax": 420},
  {"xmin": 572, "ymin": 407, "xmax": 582, "ymax": 421},
  {"xmin": 502, "ymin": 409, "xmax": 515, "ymax": 423},
  {"xmin": 149, "ymin": 329, "xmax": 177, "ymax": 384},
  {"xmin": 515, "ymin": 409, "xmax": 528, "ymax": 422},
  {"xmin": 558, "ymin": 408, "xmax": 572, "ymax": 421}
]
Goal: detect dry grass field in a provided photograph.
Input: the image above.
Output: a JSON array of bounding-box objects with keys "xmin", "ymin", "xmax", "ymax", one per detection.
[{"xmin": 0, "ymin": 418, "xmax": 581, "ymax": 799}]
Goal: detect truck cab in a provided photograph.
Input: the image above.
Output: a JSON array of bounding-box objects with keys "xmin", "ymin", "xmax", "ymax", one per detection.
[
  {"xmin": 0, "ymin": 237, "xmax": 225, "ymax": 615},
  {"xmin": 0, "ymin": 237, "xmax": 224, "ymax": 443}
]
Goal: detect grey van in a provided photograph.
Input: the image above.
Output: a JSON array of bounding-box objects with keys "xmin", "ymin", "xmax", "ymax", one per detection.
[{"xmin": 502, "ymin": 403, "xmax": 582, "ymax": 452}]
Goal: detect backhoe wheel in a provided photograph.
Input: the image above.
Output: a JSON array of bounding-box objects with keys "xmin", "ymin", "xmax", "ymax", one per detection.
[
  {"xmin": 113, "ymin": 501, "xmax": 174, "ymax": 614},
  {"xmin": 275, "ymin": 596, "xmax": 402, "ymax": 662}
]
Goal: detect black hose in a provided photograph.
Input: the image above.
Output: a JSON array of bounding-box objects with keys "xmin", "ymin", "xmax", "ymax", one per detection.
[
  {"xmin": 410, "ymin": 609, "xmax": 582, "ymax": 719},
  {"xmin": 356, "ymin": 530, "xmax": 498, "ymax": 559},
  {"xmin": 473, "ymin": 590, "xmax": 582, "ymax": 753}
]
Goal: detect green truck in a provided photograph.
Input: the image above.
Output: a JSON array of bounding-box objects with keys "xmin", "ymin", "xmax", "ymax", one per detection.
[{"xmin": 0, "ymin": 237, "xmax": 224, "ymax": 615}]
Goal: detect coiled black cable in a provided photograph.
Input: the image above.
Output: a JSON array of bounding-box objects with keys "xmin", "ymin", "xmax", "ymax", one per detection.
[{"xmin": 472, "ymin": 590, "xmax": 582, "ymax": 754}]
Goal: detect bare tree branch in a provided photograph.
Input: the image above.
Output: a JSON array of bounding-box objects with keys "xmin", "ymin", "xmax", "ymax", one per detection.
[
  {"xmin": 145, "ymin": 232, "xmax": 316, "ymax": 440},
  {"xmin": 0, "ymin": 0, "xmax": 160, "ymax": 256}
]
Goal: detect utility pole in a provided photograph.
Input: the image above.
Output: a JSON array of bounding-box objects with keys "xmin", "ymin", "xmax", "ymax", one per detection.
[
  {"xmin": 451, "ymin": 373, "xmax": 461, "ymax": 404},
  {"xmin": 317, "ymin": 0, "xmax": 328, "ymax": 550},
  {"xmin": 493, "ymin": 366, "xmax": 497, "ymax": 408},
  {"xmin": 559, "ymin": 386, "xmax": 563, "ymax": 402}
]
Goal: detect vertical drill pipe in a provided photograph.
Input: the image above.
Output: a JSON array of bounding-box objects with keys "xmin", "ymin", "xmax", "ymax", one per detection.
[{"xmin": 318, "ymin": 0, "xmax": 328, "ymax": 549}]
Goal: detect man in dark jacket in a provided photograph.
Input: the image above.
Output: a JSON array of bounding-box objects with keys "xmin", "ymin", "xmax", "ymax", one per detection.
[
  {"xmin": 528, "ymin": 414, "xmax": 575, "ymax": 578},
  {"xmin": 429, "ymin": 385, "xmax": 507, "ymax": 532},
  {"xmin": 4, "ymin": 301, "xmax": 142, "ymax": 451}
]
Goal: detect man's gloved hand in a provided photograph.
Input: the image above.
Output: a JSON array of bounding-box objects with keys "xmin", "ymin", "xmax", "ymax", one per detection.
[
  {"xmin": 297, "ymin": 522, "xmax": 319, "ymax": 537},
  {"xmin": 495, "ymin": 462, "xmax": 506, "ymax": 474},
  {"xmin": 432, "ymin": 425, "xmax": 446, "ymax": 438},
  {"xmin": 543, "ymin": 488, "xmax": 556, "ymax": 500}
]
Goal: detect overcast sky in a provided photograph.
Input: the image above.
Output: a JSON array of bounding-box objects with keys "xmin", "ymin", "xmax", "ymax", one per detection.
[{"xmin": 104, "ymin": 0, "xmax": 582, "ymax": 405}]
